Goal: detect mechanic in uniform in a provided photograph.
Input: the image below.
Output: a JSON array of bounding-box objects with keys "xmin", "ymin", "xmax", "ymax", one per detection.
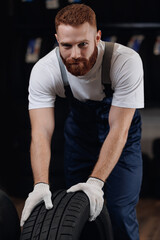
[{"xmin": 20, "ymin": 4, "xmax": 144, "ymax": 240}]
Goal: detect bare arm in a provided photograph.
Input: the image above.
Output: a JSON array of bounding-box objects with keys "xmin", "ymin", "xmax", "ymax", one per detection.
[
  {"xmin": 91, "ymin": 105, "xmax": 135, "ymax": 182},
  {"xmin": 29, "ymin": 107, "xmax": 55, "ymax": 185}
]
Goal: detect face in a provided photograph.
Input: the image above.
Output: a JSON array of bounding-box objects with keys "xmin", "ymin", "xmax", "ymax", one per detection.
[{"xmin": 55, "ymin": 22, "xmax": 101, "ymax": 76}]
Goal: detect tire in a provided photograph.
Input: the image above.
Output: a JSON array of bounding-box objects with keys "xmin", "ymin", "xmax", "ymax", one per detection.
[
  {"xmin": 0, "ymin": 189, "xmax": 21, "ymax": 240},
  {"xmin": 20, "ymin": 189, "xmax": 113, "ymax": 240}
]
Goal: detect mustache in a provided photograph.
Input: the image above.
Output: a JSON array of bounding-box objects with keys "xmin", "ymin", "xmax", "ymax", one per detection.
[{"xmin": 66, "ymin": 58, "xmax": 88, "ymax": 64}]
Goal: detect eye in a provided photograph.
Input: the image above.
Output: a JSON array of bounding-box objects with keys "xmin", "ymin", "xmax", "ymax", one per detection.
[
  {"xmin": 61, "ymin": 43, "xmax": 72, "ymax": 49},
  {"xmin": 78, "ymin": 42, "xmax": 88, "ymax": 48}
]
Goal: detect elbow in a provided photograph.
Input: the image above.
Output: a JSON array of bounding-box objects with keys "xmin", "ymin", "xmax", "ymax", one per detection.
[
  {"xmin": 109, "ymin": 126, "xmax": 129, "ymax": 147},
  {"xmin": 31, "ymin": 128, "xmax": 53, "ymax": 145},
  {"xmin": 122, "ymin": 129, "xmax": 129, "ymax": 146}
]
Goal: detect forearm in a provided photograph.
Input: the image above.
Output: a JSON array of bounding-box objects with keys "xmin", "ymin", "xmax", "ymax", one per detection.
[
  {"xmin": 30, "ymin": 135, "xmax": 51, "ymax": 185},
  {"xmin": 91, "ymin": 128, "xmax": 128, "ymax": 182}
]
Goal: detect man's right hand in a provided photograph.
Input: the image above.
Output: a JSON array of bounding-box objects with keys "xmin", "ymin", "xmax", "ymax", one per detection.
[{"xmin": 20, "ymin": 183, "xmax": 53, "ymax": 227}]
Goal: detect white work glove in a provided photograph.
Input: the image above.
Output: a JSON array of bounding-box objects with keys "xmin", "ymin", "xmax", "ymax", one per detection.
[
  {"xmin": 67, "ymin": 177, "xmax": 104, "ymax": 221},
  {"xmin": 20, "ymin": 183, "xmax": 53, "ymax": 227}
]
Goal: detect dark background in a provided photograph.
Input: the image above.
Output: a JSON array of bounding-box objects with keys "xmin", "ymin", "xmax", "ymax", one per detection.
[{"xmin": 1, "ymin": 0, "xmax": 160, "ymax": 199}]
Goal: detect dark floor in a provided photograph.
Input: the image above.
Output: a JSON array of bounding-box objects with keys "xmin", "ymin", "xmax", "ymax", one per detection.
[{"xmin": 137, "ymin": 198, "xmax": 160, "ymax": 240}]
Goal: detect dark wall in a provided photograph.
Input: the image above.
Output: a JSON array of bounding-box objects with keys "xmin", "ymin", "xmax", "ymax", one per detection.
[{"xmin": 2, "ymin": 0, "xmax": 160, "ymax": 198}]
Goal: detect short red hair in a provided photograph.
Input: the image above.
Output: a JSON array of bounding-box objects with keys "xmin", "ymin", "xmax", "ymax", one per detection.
[{"xmin": 55, "ymin": 4, "xmax": 97, "ymax": 32}]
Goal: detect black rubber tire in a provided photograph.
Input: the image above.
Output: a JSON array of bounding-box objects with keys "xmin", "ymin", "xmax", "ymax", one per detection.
[
  {"xmin": 0, "ymin": 189, "xmax": 21, "ymax": 240},
  {"xmin": 20, "ymin": 189, "xmax": 113, "ymax": 240}
]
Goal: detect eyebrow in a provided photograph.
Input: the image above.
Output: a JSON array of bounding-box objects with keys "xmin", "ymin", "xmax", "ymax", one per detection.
[
  {"xmin": 60, "ymin": 40, "xmax": 89, "ymax": 46},
  {"xmin": 60, "ymin": 42, "xmax": 72, "ymax": 46}
]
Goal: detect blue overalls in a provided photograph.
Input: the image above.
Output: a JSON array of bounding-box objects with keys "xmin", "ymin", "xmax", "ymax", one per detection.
[{"xmin": 56, "ymin": 46, "xmax": 143, "ymax": 240}]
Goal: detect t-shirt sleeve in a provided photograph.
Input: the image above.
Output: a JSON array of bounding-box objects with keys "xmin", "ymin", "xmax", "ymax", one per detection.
[
  {"xmin": 111, "ymin": 52, "xmax": 144, "ymax": 109},
  {"xmin": 28, "ymin": 62, "xmax": 56, "ymax": 110}
]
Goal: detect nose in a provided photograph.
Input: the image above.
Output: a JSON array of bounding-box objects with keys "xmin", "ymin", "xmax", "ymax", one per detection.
[{"xmin": 70, "ymin": 46, "xmax": 81, "ymax": 59}]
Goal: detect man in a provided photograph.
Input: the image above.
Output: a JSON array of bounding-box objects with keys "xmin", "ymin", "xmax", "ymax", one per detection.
[{"xmin": 20, "ymin": 3, "xmax": 144, "ymax": 240}]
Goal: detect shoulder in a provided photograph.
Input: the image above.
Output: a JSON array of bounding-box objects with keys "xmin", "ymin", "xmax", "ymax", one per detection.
[
  {"xmin": 112, "ymin": 42, "xmax": 143, "ymax": 69},
  {"xmin": 29, "ymin": 47, "xmax": 63, "ymax": 94},
  {"xmin": 111, "ymin": 43, "xmax": 143, "ymax": 83},
  {"xmin": 29, "ymin": 47, "xmax": 62, "ymax": 89},
  {"xmin": 31, "ymin": 48, "xmax": 59, "ymax": 74}
]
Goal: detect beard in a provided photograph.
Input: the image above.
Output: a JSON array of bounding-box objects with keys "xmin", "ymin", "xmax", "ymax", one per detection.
[{"xmin": 61, "ymin": 45, "xmax": 98, "ymax": 76}]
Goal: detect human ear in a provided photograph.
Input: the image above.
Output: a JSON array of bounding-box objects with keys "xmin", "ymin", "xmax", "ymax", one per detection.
[
  {"xmin": 55, "ymin": 34, "xmax": 59, "ymax": 43},
  {"xmin": 96, "ymin": 30, "xmax": 101, "ymax": 45}
]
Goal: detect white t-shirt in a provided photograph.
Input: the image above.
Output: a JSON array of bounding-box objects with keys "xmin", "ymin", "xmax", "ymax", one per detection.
[{"xmin": 28, "ymin": 40, "xmax": 144, "ymax": 109}]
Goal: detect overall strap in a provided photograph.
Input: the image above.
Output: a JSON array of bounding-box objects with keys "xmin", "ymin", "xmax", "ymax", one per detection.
[{"xmin": 101, "ymin": 41, "xmax": 114, "ymax": 84}]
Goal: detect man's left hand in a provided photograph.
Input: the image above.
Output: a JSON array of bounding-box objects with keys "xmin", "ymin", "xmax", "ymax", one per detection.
[{"xmin": 67, "ymin": 177, "xmax": 104, "ymax": 221}]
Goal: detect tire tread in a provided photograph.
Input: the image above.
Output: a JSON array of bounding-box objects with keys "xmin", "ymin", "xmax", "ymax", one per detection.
[{"xmin": 20, "ymin": 189, "xmax": 113, "ymax": 240}]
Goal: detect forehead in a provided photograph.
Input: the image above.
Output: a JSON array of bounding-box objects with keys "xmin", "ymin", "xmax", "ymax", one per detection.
[{"xmin": 57, "ymin": 22, "xmax": 96, "ymax": 43}]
